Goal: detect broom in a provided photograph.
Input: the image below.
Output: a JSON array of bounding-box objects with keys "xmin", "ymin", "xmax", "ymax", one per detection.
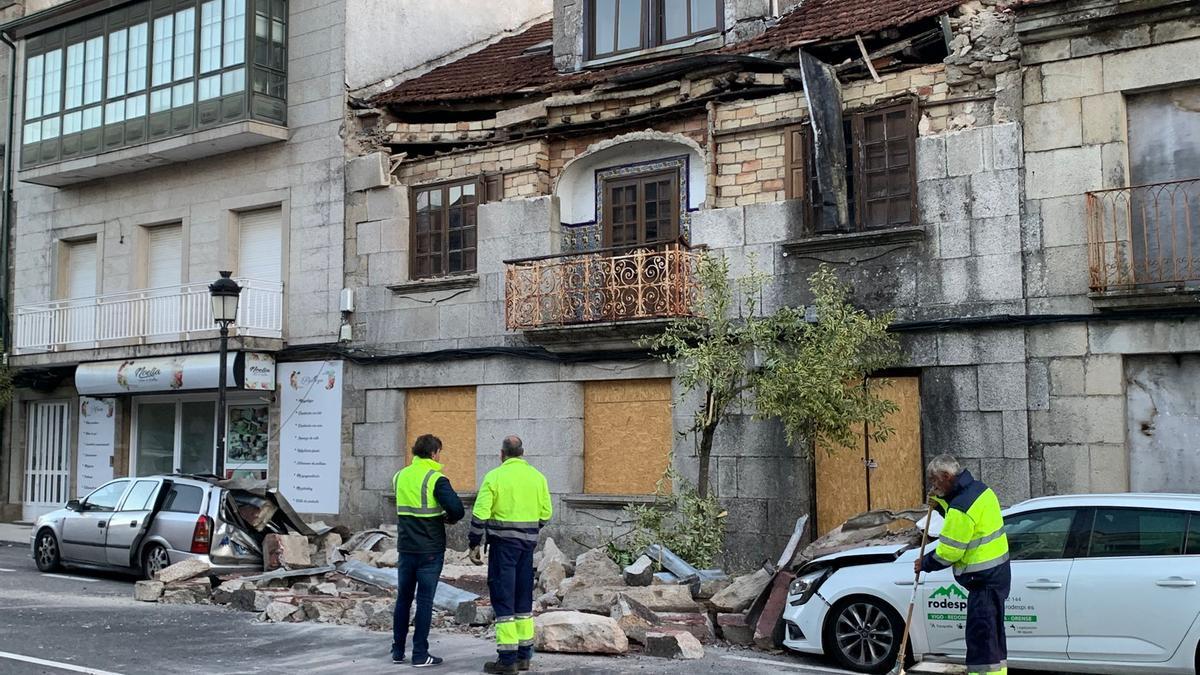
[{"xmin": 889, "ymin": 504, "xmax": 932, "ymax": 675}]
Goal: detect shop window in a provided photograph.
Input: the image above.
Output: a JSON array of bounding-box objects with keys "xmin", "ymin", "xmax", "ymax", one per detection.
[
  {"xmin": 226, "ymin": 404, "xmax": 269, "ymax": 477},
  {"xmin": 602, "ymin": 169, "xmax": 680, "ymax": 248},
  {"xmin": 20, "ymin": 0, "xmax": 285, "ymax": 171},
  {"xmin": 410, "ymin": 179, "xmax": 482, "ymax": 280},
  {"xmin": 583, "ymin": 379, "xmax": 672, "ymax": 495},
  {"xmin": 785, "ymin": 100, "xmax": 918, "ymax": 234},
  {"xmin": 589, "ymin": 0, "xmax": 723, "ymax": 60},
  {"xmin": 405, "ymin": 387, "xmax": 477, "ymax": 490}
]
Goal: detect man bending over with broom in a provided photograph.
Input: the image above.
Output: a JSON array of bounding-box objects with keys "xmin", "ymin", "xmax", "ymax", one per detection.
[{"xmin": 914, "ymin": 454, "xmax": 1011, "ymax": 675}]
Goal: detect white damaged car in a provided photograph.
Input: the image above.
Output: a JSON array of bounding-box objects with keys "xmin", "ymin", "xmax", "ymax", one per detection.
[{"xmin": 782, "ymin": 494, "xmax": 1200, "ymax": 674}]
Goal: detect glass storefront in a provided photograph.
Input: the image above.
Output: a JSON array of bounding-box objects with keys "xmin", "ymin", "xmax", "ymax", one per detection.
[{"xmin": 133, "ymin": 395, "xmax": 268, "ymax": 478}]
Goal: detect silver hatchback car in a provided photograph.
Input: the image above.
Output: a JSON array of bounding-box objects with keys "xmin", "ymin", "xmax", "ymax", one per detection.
[{"xmin": 30, "ymin": 475, "xmax": 262, "ymax": 579}]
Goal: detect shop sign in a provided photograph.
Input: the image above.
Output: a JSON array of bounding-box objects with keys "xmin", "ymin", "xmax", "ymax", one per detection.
[
  {"xmin": 76, "ymin": 397, "xmax": 116, "ymax": 497},
  {"xmin": 278, "ymin": 361, "xmax": 343, "ymax": 514},
  {"xmin": 76, "ymin": 352, "xmax": 277, "ymax": 395}
]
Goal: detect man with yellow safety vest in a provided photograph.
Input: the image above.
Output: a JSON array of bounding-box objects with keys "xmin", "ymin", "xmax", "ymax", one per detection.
[
  {"xmin": 392, "ymin": 434, "xmax": 465, "ymax": 668},
  {"xmin": 915, "ymin": 454, "xmax": 1011, "ymax": 675},
  {"xmin": 467, "ymin": 436, "xmax": 552, "ymax": 674}
]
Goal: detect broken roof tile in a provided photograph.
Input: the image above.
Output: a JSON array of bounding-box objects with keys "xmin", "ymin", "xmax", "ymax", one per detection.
[{"xmin": 736, "ymin": 0, "xmax": 966, "ymax": 53}]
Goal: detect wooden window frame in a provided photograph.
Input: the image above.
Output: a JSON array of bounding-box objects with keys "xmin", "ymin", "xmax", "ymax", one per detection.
[
  {"xmin": 409, "ymin": 177, "xmax": 484, "ymax": 281},
  {"xmin": 601, "ymin": 168, "xmax": 681, "ymax": 249},
  {"xmin": 785, "ymin": 99, "xmax": 918, "ymax": 234},
  {"xmin": 586, "ymin": 0, "xmax": 723, "ymax": 61}
]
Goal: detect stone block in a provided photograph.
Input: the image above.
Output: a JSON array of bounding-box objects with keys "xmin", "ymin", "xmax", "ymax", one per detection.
[
  {"xmin": 1085, "ymin": 355, "xmax": 1123, "ymax": 396},
  {"xmin": 992, "ymin": 123, "xmax": 1023, "ymax": 170},
  {"xmin": 689, "ymin": 206, "xmax": 745, "ymax": 249},
  {"xmin": 1024, "ymin": 99, "xmax": 1082, "ymax": 152},
  {"xmin": 611, "ymin": 592, "xmax": 663, "ymax": 643},
  {"xmin": 574, "ymin": 548, "xmax": 622, "ymax": 581},
  {"xmin": 134, "ymin": 580, "xmax": 165, "ymax": 602},
  {"xmin": 980, "ymin": 458, "xmax": 1031, "ymax": 505},
  {"xmin": 938, "ymin": 366, "xmax": 980, "ymax": 411},
  {"xmin": 977, "ymin": 363, "xmax": 1027, "ymax": 411},
  {"xmin": 476, "ymin": 418, "xmax": 583, "ymax": 461},
  {"xmin": 1042, "ymin": 443, "xmax": 1090, "ymax": 494},
  {"xmin": 946, "ymin": 127, "xmax": 990, "ymax": 177},
  {"xmin": 643, "ymin": 629, "xmax": 705, "ymax": 659},
  {"xmin": 155, "ymin": 558, "xmax": 211, "ymax": 584},
  {"xmin": 437, "ymin": 303, "xmax": 471, "ymax": 340},
  {"xmin": 353, "ymin": 422, "xmax": 404, "ymax": 456},
  {"xmin": 356, "ymin": 220, "xmax": 381, "ymax": 254},
  {"xmin": 1038, "ymin": 196, "xmax": 1088, "ymax": 248},
  {"xmin": 1022, "ymin": 38, "xmax": 1072, "ymax": 65},
  {"xmin": 1071, "ymin": 25, "xmax": 1151, "ymax": 57},
  {"xmin": 347, "ymin": 152, "xmax": 390, "ymax": 193},
  {"xmin": 1028, "ymin": 324, "xmax": 1088, "ymax": 358},
  {"xmin": 623, "ymin": 555, "xmax": 654, "ymax": 587},
  {"xmin": 744, "ymin": 200, "xmax": 801, "ymax": 244},
  {"xmin": 477, "ymin": 385, "xmax": 519, "ymax": 420},
  {"xmin": 160, "ymin": 580, "xmax": 212, "ymax": 605},
  {"xmin": 1089, "ymin": 444, "xmax": 1129, "ymax": 492},
  {"xmin": 1103, "ymin": 40, "xmax": 1200, "ymax": 93},
  {"xmin": 534, "ymin": 611, "xmax": 629, "ymax": 654},
  {"xmin": 1026, "ymin": 146, "xmax": 1103, "ymax": 199},
  {"xmin": 1049, "ymin": 358, "xmax": 1086, "ymax": 396},
  {"xmin": 938, "ymin": 219, "xmax": 972, "ymax": 259},
  {"xmin": 917, "ymin": 135, "xmax": 947, "ymax": 181},
  {"xmin": 918, "ymin": 176, "xmax": 971, "ymax": 225},
  {"xmin": 710, "ymin": 568, "xmax": 771, "ymax": 613},
  {"xmin": 717, "ymin": 612, "xmax": 754, "ymax": 646},
  {"xmin": 365, "ymin": 389, "xmax": 403, "ymax": 423},
  {"xmin": 937, "ymin": 329, "xmax": 1024, "ymax": 365},
  {"xmin": 1032, "ymin": 396, "xmax": 1124, "ymax": 445},
  {"xmin": 972, "ymin": 216, "xmax": 1021, "ymax": 257},
  {"xmin": 1040, "ymin": 57, "xmax": 1103, "ymax": 101},
  {"xmin": 1002, "ymin": 410, "xmax": 1029, "ymax": 459},
  {"xmin": 264, "ymin": 533, "xmax": 313, "ymax": 571},
  {"xmin": 1024, "ymin": 67, "xmax": 1044, "ymax": 106},
  {"xmin": 518, "ymin": 382, "xmax": 584, "ymax": 420},
  {"xmin": 1151, "ymin": 18, "xmax": 1200, "ymax": 43},
  {"xmin": 265, "ymin": 600, "xmax": 304, "ymax": 623},
  {"xmin": 363, "ymin": 456, "xmax": 404, "ymax": 491},
  {"xmin": 562, "ymin": 584, "xmax": 700, "ymax": 615},
  {"xmin": 1089, "ymin": 319, "xmax": 1200, "ymax": 355},
  {"xmin": 1081, "ymin": 93, "xmax": 1124, "ymax": 146}
]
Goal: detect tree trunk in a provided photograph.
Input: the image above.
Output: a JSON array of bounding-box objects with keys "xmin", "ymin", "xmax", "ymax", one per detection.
[{"xmin": 697, "ymin": 420, "xmax": 717, "ymax": 500}]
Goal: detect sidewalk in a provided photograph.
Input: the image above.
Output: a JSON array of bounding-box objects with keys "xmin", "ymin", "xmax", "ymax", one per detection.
[{"xmin": 0, "ymin": 522, "xmax": 32, "ymax": 545}]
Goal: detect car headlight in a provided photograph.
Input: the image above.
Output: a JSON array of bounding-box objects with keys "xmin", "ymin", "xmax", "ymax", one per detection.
[{"xmin": 788, "ymin": 569, "xmax": 828, "ymax": 606}]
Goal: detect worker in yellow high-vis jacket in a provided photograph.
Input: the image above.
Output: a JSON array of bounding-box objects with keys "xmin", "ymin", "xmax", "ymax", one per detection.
[
  {"xmin": 916, "ymin": 454, "xmax": 1011, "ymax": 675},
  {"xmin": 467, "ymin": 436, "xmax": 552, "ymax": 674}
]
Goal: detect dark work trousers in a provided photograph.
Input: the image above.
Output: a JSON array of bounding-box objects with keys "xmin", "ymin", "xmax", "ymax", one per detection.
[
  {"xmin": 964, "ymin": 579, "xmax": 1010, "ymax": 675},
  {"xmin": 393, "ymin": 551, "xmax": 445, "ymax": 661},
  {"xmin": 487, "ymin": 541, "xmax": 535, "ymax": 665}
]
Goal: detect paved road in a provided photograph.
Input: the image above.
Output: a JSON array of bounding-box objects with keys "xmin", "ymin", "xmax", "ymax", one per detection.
[{"xmin": 0, "ymin": 542, "xmax": 859, "ymax": 675}]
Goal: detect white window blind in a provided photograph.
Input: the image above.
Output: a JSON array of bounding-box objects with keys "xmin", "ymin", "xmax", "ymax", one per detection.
[
  {"xmin": 66, "ymin": 240, "xmax": 97, "ymax": 299},
  {"xmin": 237, "ymin": 207, "xmax": 282, "ymax": 282},
  {"xmin": 146, "ymin": 225, "xmax": 183, "ymax": 288}
]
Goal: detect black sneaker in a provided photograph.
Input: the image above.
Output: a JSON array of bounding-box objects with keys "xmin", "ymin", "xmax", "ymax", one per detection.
[
  {"xmin": 412, "ymin": 655, "xmax": 443, "ymax": 668},
  {"xmin": 392, "ymin": 654, "xmax": 406, "ymax": 664}
]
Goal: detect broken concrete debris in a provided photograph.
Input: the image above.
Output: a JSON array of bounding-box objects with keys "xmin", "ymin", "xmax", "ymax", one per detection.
[
  {"xmin": 643, "ymin": 630, "xmax": 705, "ymax": 660},
  {"xmin": 133, "ymin": 580, "xmax": 165, "ymax": 602},
  {"xmin": 534, "ymin": 611, "xmax": 630, "ymax": 655},
  {"xmin": 622, "ymin": 554, "xmax": 654, "ymax": 586},
  {"xmin": 710, "ymin": 567, "xmax": 772, "ymax": 613},
  {"xmin": 154, "ymin": 558, "xmax": 211, "ymax": 584},
  {"xmin": 263, "ymin": 533, "xmax": 313, "ymax": 571}
]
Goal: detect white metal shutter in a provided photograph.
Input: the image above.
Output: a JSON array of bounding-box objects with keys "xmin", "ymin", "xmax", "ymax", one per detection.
[
  {"xmin": 22, "ymin": 400, "xmax": 71, "ymax": 521},
  {"xmin": 66, "ymin": 240, "xmax": 97, "ymax": 299},
  {"xmin": 146, "ymin": 225, "xmax": 183, "ymax": 288},
  {"xmin": 237, "ymin": 207, "xmax": 282, "ymax": 282}
]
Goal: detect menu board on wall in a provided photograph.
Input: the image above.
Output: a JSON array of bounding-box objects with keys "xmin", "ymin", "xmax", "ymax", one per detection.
[
  {"xmin": 278, "ymin": 361, "xmax": 343, "ymax": 513},
  {"xmin": 77, "ymin": 397, "xmax": 116, "ymax": 497}
]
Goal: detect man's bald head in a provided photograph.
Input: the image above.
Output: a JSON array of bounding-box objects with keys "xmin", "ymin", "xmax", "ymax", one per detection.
[{"xmin": 501, "ymin": 436, "xmax": 524, "ymax": 458}]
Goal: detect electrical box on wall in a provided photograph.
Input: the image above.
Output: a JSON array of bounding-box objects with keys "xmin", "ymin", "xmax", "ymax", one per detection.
[{"xmin": 340, "ymin": 288, "xmax": 355, "ymax": 313}]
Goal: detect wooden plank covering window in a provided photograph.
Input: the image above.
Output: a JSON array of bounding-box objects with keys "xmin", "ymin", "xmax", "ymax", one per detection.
[
  {"xmin": 814, "ymin": 376, "xmax": 923, "ymax": 535},
  {"xmin": 405, "ymin": 387, "xmax": 477, "ymax": 491},
  {"xmin": 583, "ymin": 378, "xmax": 673, "ymax": 494}
]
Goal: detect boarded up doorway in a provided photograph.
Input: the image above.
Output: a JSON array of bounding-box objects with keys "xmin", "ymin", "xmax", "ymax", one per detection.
[
  {"xmin": 583, "ymin": 379, "xmax": 673, "ymax": 495},
  {"xmin": 405, "ymin": 387, "xmax": 477, "ymax": 491},
  {"xmin": 815, "ymin": 376, "xmax": 923, "ymax": 535}
]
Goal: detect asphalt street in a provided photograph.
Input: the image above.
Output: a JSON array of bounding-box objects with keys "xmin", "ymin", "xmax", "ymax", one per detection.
[{"xmin": 0, "ymin": 541, "xmax": 861, "ymax": 675}]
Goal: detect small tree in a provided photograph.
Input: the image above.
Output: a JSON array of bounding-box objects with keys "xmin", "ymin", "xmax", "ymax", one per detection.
[{"xmin": 643, "ymin": 254, "xmax": 901, "ymax": 498}]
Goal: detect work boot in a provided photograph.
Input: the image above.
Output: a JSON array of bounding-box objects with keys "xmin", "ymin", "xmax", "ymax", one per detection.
[
  {"xmin": 517, "ymin": 658, "xmax": 531, "ymax": 671},
  {"xmin": 483, "ymin": 661, "xmax": 518, "ymax": 674}
]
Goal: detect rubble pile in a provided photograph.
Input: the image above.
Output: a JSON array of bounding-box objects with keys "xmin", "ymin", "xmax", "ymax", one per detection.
[{"xmin": 132, "ymin": 508, "xmax": 926, "ymax": 662}]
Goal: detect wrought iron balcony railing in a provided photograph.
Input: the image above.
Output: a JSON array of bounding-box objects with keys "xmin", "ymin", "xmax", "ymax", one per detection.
[
  {"xmin": 1087, "ymin": 178, "xmax": 1200, "ymax": 293},
  {"xmin": 504, "ymin": 242, "xmax": 701, "ymax": 330},
  {"xmin": 13, "ymin": 278, "xmax": 283, "ymax": 355}
]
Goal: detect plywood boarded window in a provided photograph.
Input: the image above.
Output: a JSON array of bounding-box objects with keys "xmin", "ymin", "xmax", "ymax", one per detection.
[
  {"xmin": 815, "ymin": 376, "xmax": 923, "ymax": 535},
  {"xmin": 583, "ymin": 379, "xmax": 673, "ymax": 494},
  {"xmin": 405, "ymin": 387, "xmax": 477, "ymax": 491}
]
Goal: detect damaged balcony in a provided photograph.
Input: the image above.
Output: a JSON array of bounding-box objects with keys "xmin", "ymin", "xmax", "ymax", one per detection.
[
  {"xmin": 13, "ymin": 279, "xmax": 283, "ymax": 355},
  {"xmin": 504, "ymin": 242, "xmax": 701, "ymax": 348},
  {"xmin": 1087, "ymin": 178, "xmax": 1200, "ymax": 308}
]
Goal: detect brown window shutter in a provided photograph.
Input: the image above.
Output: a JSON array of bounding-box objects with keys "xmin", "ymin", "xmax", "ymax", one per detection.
[
  {"xmin": 854, "ymin": 99, "xmax": 917, "ymax": 230},
  {"xmin": 483, "ymin": 174, "xmax": 502, "ymax": 203},
  {"xmin": 784, "ymin": 125, "xmax": 807, "ymax": 201}
]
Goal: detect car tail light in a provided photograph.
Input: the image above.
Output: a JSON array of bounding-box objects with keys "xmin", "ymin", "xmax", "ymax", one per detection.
[{"xmin": 191, "ymin": 515, "xmax": 212, "ymax": 554}]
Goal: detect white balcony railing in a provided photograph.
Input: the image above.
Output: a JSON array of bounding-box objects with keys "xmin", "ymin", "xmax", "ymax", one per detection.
[{"xmin": 13, "ymin": 278, "xmax": 283, "ymax": 355}]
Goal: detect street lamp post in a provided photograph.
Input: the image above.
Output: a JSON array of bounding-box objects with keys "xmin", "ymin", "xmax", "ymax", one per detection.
[{"xmin": 210, "ymin": 271, "xmax": 242, "ymax": 479}]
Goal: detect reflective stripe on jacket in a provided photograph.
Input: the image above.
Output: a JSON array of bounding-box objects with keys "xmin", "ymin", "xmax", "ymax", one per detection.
[
  {"xmin": 922, "ymin": 469, "xmax": 1009, "ymax": 581},
  {"xmin": 394, "ymin": 456, "xmax": 447, "ymax": 518},
  {"xmin": 469, "ymin": 457, "xmax": 553, "ymax": 550}
]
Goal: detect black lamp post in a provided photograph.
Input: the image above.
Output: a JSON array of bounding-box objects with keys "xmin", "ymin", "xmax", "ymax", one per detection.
[{"xmin": 209, "ymin": 271, "xmax": 241, "ymax": 479}]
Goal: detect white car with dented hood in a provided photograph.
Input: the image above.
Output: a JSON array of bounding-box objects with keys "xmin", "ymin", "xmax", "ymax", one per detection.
[{"xmin": 781, "ymin": 494, "xmax": 1200, "ymax": 674}]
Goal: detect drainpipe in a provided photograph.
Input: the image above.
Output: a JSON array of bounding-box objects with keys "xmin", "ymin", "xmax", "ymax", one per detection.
[{"xmin": 0, "ymin": 30, "xmax": 14, "ymax": 359}]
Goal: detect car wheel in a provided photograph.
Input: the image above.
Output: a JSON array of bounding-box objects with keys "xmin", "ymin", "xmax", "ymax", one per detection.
[
  {"xmin": 141, "ymin": 543, "xmax": 170, "ymax": 580},
  {"xmin": 34, "ymin": 529, "xmax": 61, "ymax": 572},
  {"xmin": 824, "ymin": 596, "xmax": 905, "ymax": 674}
]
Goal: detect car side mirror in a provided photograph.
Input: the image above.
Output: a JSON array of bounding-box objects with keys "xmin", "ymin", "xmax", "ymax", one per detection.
[{"xmin": 66, "ymin": 499, "xmax": 82, "ymax": 512}]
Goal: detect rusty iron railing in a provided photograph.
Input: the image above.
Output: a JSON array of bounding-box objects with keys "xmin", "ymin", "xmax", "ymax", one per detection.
[
  {"xmin": 504, "ymin": 242, "xmax": 702, "ymax": 330},
  {"xmin": 1087, "ymin": 178, "xmax": 1200, "ymax": 293}
]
